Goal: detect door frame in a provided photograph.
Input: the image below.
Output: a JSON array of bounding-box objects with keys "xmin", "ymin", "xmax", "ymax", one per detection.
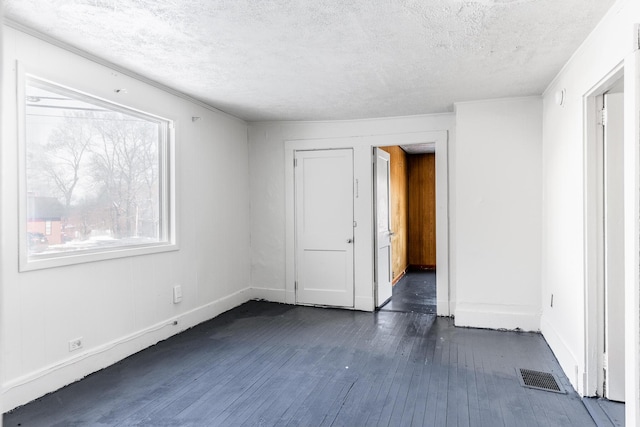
[
  {"xmin": 584, "ymin": 64, "xmax": 624, "ymax": 398},
  {"xmin": 284, "ymin": 131, "xmax": 449, "ymax": 314},
  {"xmin": 583, "ymin": 46, "xmax": 640, "ymax": 425},
  {"xmin": 602, "ymin": 90, "xmax": 626, "ymax": 401},
  {"xmin": 623, "ymin": 45, "xmax": 640, "ymax": 426},
  {"xmin": 373, "ymin": 140, "xmax": 450, "ymax": 315},
  {"xmin": 373, "ymin": 147, "xmax": 392, "ymax": 308}
]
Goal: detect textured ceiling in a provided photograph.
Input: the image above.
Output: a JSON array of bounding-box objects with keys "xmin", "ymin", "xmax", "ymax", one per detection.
[
  {"xmin": 401, "ymin": 143, "xmax": 435, "ymax": 154},
  {"xmin": 4, "ymin": 0, "xmax": 616, "ymax": 121}
]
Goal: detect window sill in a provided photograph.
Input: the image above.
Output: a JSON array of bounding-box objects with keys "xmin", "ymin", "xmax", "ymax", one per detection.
[{"xmin": 20, "ymin": 242, "xmax": 179, "ymax": 272}]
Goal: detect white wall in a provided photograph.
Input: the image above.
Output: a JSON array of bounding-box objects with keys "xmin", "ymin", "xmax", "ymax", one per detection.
[
  {"xmin": 248, "ymin": 115, "xmax": 455, "ymax": 310},
  {"xmin": 1, "ymin": 27, "xmax": 252, "ymax": 411},
  {"xmin": 540, "ymin": 0, "xmax": 640, "ymax": 410},
  {"xmin": 453, "ymin": 97, "xmax": 542, "ymax": 331},
  {"xmin": 249, "ymin": 103, "xmax": 543, "ymax": 329}
]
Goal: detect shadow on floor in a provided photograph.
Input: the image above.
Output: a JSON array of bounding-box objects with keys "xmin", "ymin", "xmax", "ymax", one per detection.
[{"xmin": 378, "ymin": 270, "xmax": 436, "ymax": 314}]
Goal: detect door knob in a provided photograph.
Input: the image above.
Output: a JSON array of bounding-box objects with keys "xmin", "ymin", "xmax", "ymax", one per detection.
[{"xmin": 347, "ymin": 238, "xmax": 353, "ymax": 243}]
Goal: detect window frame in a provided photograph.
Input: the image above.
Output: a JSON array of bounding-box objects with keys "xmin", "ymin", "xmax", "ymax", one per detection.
[{"xmin": 18, "ymin": 69, "xmax": 178, "ymax": 272}]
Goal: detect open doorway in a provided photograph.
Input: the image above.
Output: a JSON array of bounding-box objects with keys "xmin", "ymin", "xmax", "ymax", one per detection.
[
  {"xmin": 585, "ymin": 70, "xmax": 626, "ymax": 408},
  {"xmin": 376, "ymin": 144, "xmax": 437, "ymax": 315}
]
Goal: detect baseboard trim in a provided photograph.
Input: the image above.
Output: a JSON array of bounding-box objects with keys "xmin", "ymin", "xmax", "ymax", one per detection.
[
  {"xmin": 392, "ymin": 266, "xmax": 408, "ymax": 284},
  {"xmin": 250, "ymin": 287, "xmax": 374, "ymax": 312},
  {"xmin": 540, "ymin": 315, "xmax": 583, "ymax": 394},
  {"xmin": 454, "ymin": 303, "xmax": 541, "ymax": 332},
  {"xmin": 251, "ymin": 287, "xmax": 287, "ymax": 303},
  {"xmin": 408, "ymin": 264, "xmax": 436, "ymax": 271},
  {"xmin": 392, "ymin": 271, "xmax": 405, "ymax": 285},
  {"xmin": 2, "ymin": 287, "xmax": 252, "ymax": 412}
]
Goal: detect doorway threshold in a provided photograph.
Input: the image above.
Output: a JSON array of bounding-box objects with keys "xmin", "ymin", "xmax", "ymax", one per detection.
[
  {"xmin": 378, "ymin": 270, "xmax": 436, "ymax": 315},
  {"xmin": 583, "ymin": 397, "xmax": 625, "ymax": 427}
]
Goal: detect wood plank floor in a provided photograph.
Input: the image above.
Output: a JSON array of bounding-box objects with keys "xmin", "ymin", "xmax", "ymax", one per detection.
[
  {"xmin": 4, "ymin": 301, "xmax": 595, "ymax": 426},
  {"xmin": 583, "ymin": 397, "xmax": 625, "ymax": 427},
  {"xmin": 379, "ymin": 271, "xmax": 436, "ymax": 314}
]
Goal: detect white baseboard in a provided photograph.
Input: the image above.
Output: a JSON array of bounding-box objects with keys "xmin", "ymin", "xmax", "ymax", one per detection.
[
  {"xmin": 539, "ymin": 315, "xmax": 582, "ymax": 394},
  {"xmin": 251, "ymin": 287, "xmax": 287, "ymax": 303},
  {"xmin": 2, "ymin": 287, "xmax": 252, "ymax": 413},
  {"xmin": 454, "ymin": 303, "xmax": 541, "ymax": 332},
  {"xmin": 250, "ymin": 287, "xmax": 373, "ymax": 312}
]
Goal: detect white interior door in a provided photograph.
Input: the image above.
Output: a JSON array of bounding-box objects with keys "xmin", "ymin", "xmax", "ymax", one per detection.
[
  {"xmin": 603, "ymin": 90, "xmax": 625, "ymax": 402},
  {"xmin": 295, "ymin": 149, "xmax": 354, "ymax": 308},
  {"xmin": 374, "ymin": 148, "xmax": 392, "ymax": 307}
]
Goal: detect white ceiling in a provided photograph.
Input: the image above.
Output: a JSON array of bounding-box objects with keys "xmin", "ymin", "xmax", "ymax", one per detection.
[
  {"xmin": 4, "ymin": 0, "xmax": 616, "ymax": 122},
  {"xmin": 401, "ymin": 143, "xmax": 435, "ymax": 154}
]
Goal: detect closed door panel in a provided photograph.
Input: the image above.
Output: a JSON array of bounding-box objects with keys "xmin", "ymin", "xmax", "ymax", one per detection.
[{"xmin": 295, "ymin": 149, "xmax": 354, "ymax": 308}]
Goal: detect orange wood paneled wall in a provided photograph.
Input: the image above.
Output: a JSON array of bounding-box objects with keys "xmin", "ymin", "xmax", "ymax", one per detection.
[
  {"xmin": 408, "ymin": 153, "xmax": 436, "ymax": 268},
  {"xmin": 379, "ymin": 146, "xmax": 409, "ymax": 281}
]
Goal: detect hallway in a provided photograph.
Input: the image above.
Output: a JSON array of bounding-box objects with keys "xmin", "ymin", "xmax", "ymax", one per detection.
[{"xmin": 379, "ymin": 270, "xmax": 437, "ymax": 315}]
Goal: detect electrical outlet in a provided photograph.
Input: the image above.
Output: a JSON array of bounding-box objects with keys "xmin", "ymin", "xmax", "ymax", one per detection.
[
  {"xmin": 173, "ymin": 285, "xmax": 182, "ymax": 304},
  {"xmin": 69, "ymin": 338, "xmax": 83, "ymax": 352}
]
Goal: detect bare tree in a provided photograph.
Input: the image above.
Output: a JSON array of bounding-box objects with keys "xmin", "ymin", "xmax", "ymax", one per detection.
[
  {"xmin": 27, "ymin": 105, "xmax": 160, "ymax": 242},
  {"xmin": 90, "ymin": 113, "xmax": 159, "ymax": 238},
  {"xmin": 37, "ymin": 111, "xmax": 95, "ymax": 211}
]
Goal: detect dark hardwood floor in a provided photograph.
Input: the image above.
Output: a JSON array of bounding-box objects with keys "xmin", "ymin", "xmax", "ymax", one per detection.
[
  {"xmin": 379, "ymin": 270, "xmax": 436, "ymax": 315},
  {"xmin": 583, "ymin": 397, "xmax": 625, "ymax": 427},
  {"xmin": 4, "ymin": 301, "xmax": 595, "ymax": 426}
]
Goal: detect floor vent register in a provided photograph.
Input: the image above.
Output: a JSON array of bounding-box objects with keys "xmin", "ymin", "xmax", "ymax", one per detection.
[{"xmin": 517, "ymin": 368, "xmax": 566, "ymax": 394}]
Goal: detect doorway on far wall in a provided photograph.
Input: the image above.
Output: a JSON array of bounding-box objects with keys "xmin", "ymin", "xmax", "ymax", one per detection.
[{"xmin": 377, "ymin": 144, "xmax": 436, "ymax": 315}]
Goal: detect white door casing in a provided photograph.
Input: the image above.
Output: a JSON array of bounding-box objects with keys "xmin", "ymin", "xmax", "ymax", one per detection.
[
  {"xmin": 374, "ymin": 148, "xmax": 392, "ymax": 308},
  {"xmin": 583, "ymin": 65, "xmax": 623, "ymax": 399},
  {"xmin": 294, "ymin": 149, "xmax": 355, "ymax": 308},
  {"xmin": 622, "ymin": 46, "xmax": 640, "ymax": 425},
  {"xmin": 603, "ymin": 91, "xmax": 625, "ymax": 402}
]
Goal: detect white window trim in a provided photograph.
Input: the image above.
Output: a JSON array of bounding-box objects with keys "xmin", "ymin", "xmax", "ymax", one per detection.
[{"xmin": 17, "ymin": 64, "xmax": 178, "ymax": 272}]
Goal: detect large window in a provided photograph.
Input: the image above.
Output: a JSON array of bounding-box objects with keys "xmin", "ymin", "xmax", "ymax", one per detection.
[{"xmin": 21, "ymin": 76, "xmax": 174, "ymax": 270}]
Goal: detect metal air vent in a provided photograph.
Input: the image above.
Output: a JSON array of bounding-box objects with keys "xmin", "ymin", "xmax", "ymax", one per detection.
[{"xmin": 516, "ymin": 368, "xmax": 566, "ymax": 394}]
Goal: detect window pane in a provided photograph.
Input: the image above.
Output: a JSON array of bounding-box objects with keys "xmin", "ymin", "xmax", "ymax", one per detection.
[{"xmin": 25, "ymin": 79, "xmax": 169, "ymax": 259}]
